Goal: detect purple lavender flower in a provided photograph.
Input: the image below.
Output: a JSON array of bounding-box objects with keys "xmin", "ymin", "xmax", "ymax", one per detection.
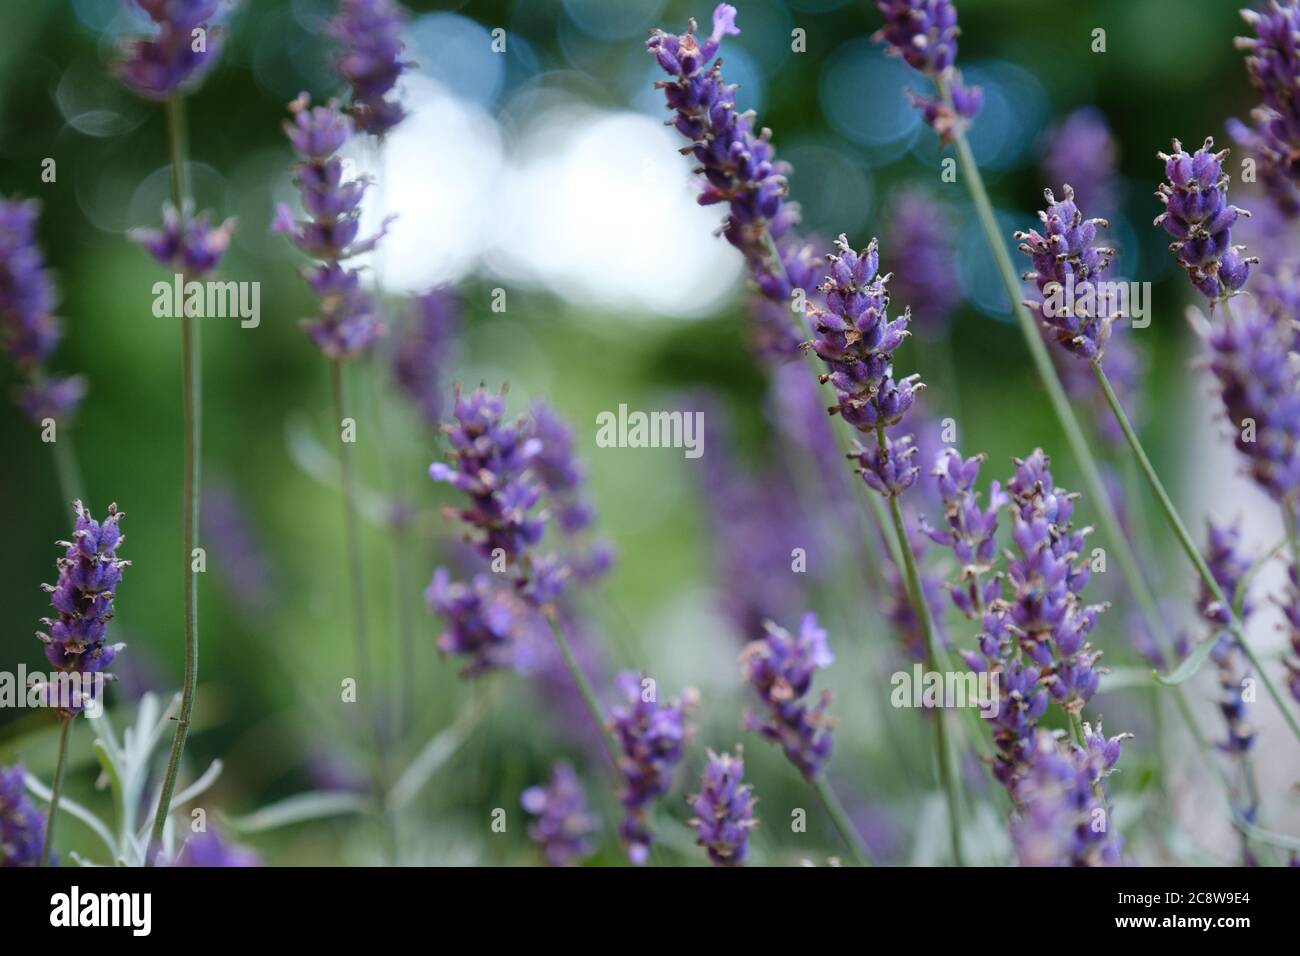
[
  {"xmin": 1201, "ymin": 299, "xmax": 1300, "ymax": 507},
  {"xmin": 0, "ymin": 198, "xmax": 60, "ymax": 367},
  {"xmin": 0, "ymin": 765, "xmax": 43, "ymax": 867},
  {"xmin": 740, "ymin": 613, "xmax": 835, "ymax": 779},
  {"xmin": 117, "ymin": 0, "xmax": 223, "ymax": 101},
  {"xmin": 809, "ymin": 236, "xmax": 922, "ymax": 443},
  {"xmin": 647, "ymin": 6, "xmax": 815, "ymax": 356},
  {"xmin": 19, "ymin": 375, "xmax": 87, "ymax": 425},
  {"xmin": 272, "ymin": 95, "xmax": 387, "ymax": 359},
  {"xmin": 688, "ymin": 746, "xmax": 758, "ymax": 866},
  {"xmin": 608, "ymin": 671, "xmax": 695, "ymax": 864},
  {"xmin": 1010, "ymin": 726, "xmax": 1126, "ymax": 867},
  {"xmin": 1198, "ymin": 521, "xmax": 1256, "ymax": 754},
  {"xmin": 426, "ymin": 568, "xmax": 521, "ymax": 678},
  {"xmin": 202, "ymin": 480, "xmax": 274, "ymax": 613},
  {"xmin": 1043, "ymin": 108, "xmax": 1119, "ymax": 215},
  {"xmin": 1155, "ymin": 137, "xmax": 1256, "ymax": 302},
  {"xmin": 327, "ymin": 0, "xmax": 409, "ymax": 138},
  {"xmin": 1231, "ymin": 3, "xmax": 1300, "ymax": 216},
  {"xmin": 924, "ymin": 449, "xmax": 1005, "ymax": 618},
  {"xmin": 128, "ymin": 202, "xmax": 235, "ymax": 278},
  {"xmin": 1004, "ymin": 450, "xmax": 1105, "ymax": 716},
  {"xmin": 37, "ymin": 501, "xmax": 129, "ymax": 717},
  {"xmin": 1016, "ymin": 186, "xmax": 1116, "ymax": 360},
  {"xmin": 885, "ymin": 189, "xmax": 961, "ymax": 338},
  {"xmin": 521, "ymin": 762, "xmax": 600, "ymax": 867},
  {"xmin": 429, "ymin": 385, "xmax": 545, "ymax": 567},
  {"xmin": 173, "ymin": 827, "xmax": 261, "ymax": 867},
  {"xmin": 392, "ymin": 289, "xmax": 457, "ymax": 428},
  {"xmin": 873, "ymin": 0, "xmax": 982, "ymax": 143}
]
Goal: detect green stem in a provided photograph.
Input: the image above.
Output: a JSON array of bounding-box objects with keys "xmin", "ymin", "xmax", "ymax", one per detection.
[
  {"xmin": 331, "ymin": 359, "xmax": 373, "ymax": 704},
  {"xmin": 49, "ymin": 426, "xmax": 85, "ymax": 508},
  {"xmin": 147, "ymin": 93, "xmax": 201, "ymax": 866},
  {"xmin": 812, "ymin": 775, "xmax": 873, "ymax": 866},
  {"xmin": 41, "ymin": 717, "xmax": 72, "ymax": 867},
  {"xmin": 880, "ymin": 453, "xmax": 965, "ymax": 866},
  {"xmin": 1092, "ymin": 361, "xmax": 1300, "ymax": 745},
  {"xmin": 544, "ymin": 612, "xmax": 620, "ymax": 767}
]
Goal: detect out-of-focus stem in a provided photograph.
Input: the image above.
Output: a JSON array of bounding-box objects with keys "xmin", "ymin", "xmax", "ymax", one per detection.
[
  {"xmin": 812, "ymin": 775, "xmax": 873, "ymax": 866},
  {"xmin": 544, "ymin": 612, "xmax": 620, "ymax": 767},
  {"xmin": 148, "ymin": 92, "xmax": 200, "ymax": 867}
]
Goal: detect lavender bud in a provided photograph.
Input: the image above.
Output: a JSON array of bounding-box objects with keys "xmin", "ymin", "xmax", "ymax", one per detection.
[
  {"xmin": 873, "ymin": 0, "xmax": 982, "ymax": 142},
  {"xmin": 740, "ymin": 613, "xmax": 834, "ymax": 779},
  {"xmin": 1016, "ymin": 185, "xmax": 1115, "ymax": 360},
  {"xmin": 128, "ymin": 201, "xmax": 235, "ymax": 278},
  {"xmin": 521, "ymin": 762, "xmax": 600, "ymax": 867},
  {"xmin": 1155, "ymin": 137, "xmax": 1257, "ymax": 302},
  {"xmin": 609, "ymin": 672, "xmax": 696, "ymax": 864},
  {"xmin": 925, "ymin": 449, "xmax": 1005, "ymax": 617},
  {"xmin": 1198, "ymin": 522, "xmax": 1256, "ymax": 755},
  {"xmin": 116, "ymin": 0, "xmax": 223, "ymax": 101},
  {"xmin": 0, "ymin": 765, "xmax": 44, "ymax": 867},
  {"xmin": 392, "ymin": 289, "xmax": 458, "ymax": 428},
  {"xmin": 426, "ymin": 568, "xmax": 521, "ymax": 678},
  {"xmin": 37, "ymin": 501, "xmax": 129, "ymax": 717},
  {"xmin": 429, "ymin": 385, "xmax": 545, "ymax": 567},
  {"xmin": 327, "ymin": 0, "xmax": 410, "ymax": 137},
  {"xmin": 688, "ymin": 746, "xmax": 758, "ymax": 866}
]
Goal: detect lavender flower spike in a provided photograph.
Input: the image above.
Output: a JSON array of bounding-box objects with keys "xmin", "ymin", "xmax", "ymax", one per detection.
[
  {"xmin": 38, "ymin": 502, "xmax": 129, "ymax": 717},
  {"xmin": 873, "ymin": 0, "xmax": 982, "ymax": 143},
  {"xmin": 1199, "ymin": 521, "xmax": 1257, "ymax": 754},
  {"xmin": 688, "ymin": 746, "xmax": 758, "ymax": 866},
  {"xmin": 1155, "ymin": 137, "xmax": 1256, "ymax": 302},
  {"xmin": 392, "ymin": 289, "xmax": 458, "ymax": 429},
  {"xmin": 426, "ymin": 568, "xmax": 521, "ymax": 678},
  {"xmin": 740, "ymin": 613, "xmax": 835, "ymax": 779},
  {"xmin": 1232, "ymin": 2, "xmax": 1300, "ymax": 214},
  {"xmin": 272, "ymin": 94, "xmax": 387, "ymax": 359},
  {"xmin": 328, "ymin": 0, "xmax": 410, "ymax": 137},
  {"xmin": 1, "ymin": 765, "xmax": 44, "ymax": 867},
  {"xmin": 1016, "ymin": 185, "xmax": 1116, "ymax": 361},
  {"xmin": 609, "ymin": 671, "xmax": 696, "ymax": 864},
  {"xmin": 885, "ymin": 188, "xmax": 961, "ymax": 338},
  {"xmin": 117, "ymin": 1, "xmax": 223, "ymax": 101},
  {"xmin": 521, "ymin": 762, "xmax": 600, "ymax": 867},
  {"xmin": 924, "ymin": 449, "xmax": 1004, "ymax": 618},
  {"xmin": 129, "ymin": 201, "xmax": 235, "ymax": 278},
  {"xmin": 429, "ymin": 385, "xmax": 545, "ymax": 567},
  {"xmin": 1043, "ymin": 108, "xmax": 1119, "ymax": 215}
]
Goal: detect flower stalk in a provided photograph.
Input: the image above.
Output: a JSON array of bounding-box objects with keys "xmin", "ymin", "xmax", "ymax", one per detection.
[{"xmin": 40, "ymin": 717, "xmax": 72, "ymax": 867}]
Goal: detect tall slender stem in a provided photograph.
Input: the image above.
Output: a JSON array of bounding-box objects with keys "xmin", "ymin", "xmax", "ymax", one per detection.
[
  {"xmin": 49, "ymin": 430, "xmax": 85, "ymax": 508},
  {"xmin": 147, "ymin": 93, "xmax": 200, "ymax": 866},
  {"xmin": 812, "ymin": 775, "xmax": 872, "ymax": 866},
  {"xmin": 40, "ymin": 717, "xmax": 72, "ymax": 867},
  {"xmin": 879, "ymin": 451, "xmax": 964, "ymax": 866},
  {"xmin": 331, "ymin": 360, "xmax": 373, "ymax": 707},
  {"xmin": 544, "ymin": 612, "xmax": 620, "ymax": 766},
  {"xmin": 1092, "ymin": 361, "xmax": 1300, "ymax": 744}
]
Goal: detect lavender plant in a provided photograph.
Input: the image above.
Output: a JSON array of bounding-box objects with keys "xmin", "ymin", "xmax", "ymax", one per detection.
[
  {"xmin": 36, "ymin": 501, "xmax": 129, "ymax": 866},
  {"xmin": 115, "ymin": 0, "xmax": 227, "ymax": 867},
  {"xmin": 1232, "ymin": 1, "xmax": 1300, "ymax": 216},
  {"xmin": 1, "ymin": 765, "xmax": 44, "ymax": 867},
  {"xmin": 392, "ymin": 289, "xmax": 458, "ymax": 429},
  {"xmin": 608, "ymin": 671, "xmax": 695, "ymax": 864},
  {"xmin": 688, "ymin": 746, "xmax": 757, "ymax": 866},
  {"xmin": 521, "ymin": 762, "xmax": 600, "ymax": 867}
]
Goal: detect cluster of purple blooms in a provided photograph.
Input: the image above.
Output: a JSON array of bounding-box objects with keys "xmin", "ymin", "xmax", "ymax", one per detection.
[
  {"xmin": 1010, "ymin": 725, "xmax": 1126, "ymax": 867},
  {"xmin": 273, "ymin": 96, "xmax": 386, "ymax": 359},
  {"xmin": 608, "ymin": 672, "xmax": 695, "ymax": 864},
  {"xmin": 688, "ymin": 747, "xmax": 757, "ymax": 866},
  {"xmin": 1016, "ymin": 185, "xmax": 1116, "ymax": 361},
  {"xmin": 647, "ymin": 5, "xmax": 818, "ymax": 359},
  {"xmin": 328, "ymin": 0, "xmax": 409, "ymax": 137},
  {"xmin": 0, "ymin": 199, "xmax": 85, "ymax": 424},
  {"xmin": 116, "ymin": 0, "xmax": 222, "ymax": 101},
  {"xmin": 1198, "ymin": 522, "xmax": 1257, "ymax": 755},
  {"xmin": 37, "ymin": 502, "xmax": 129, "ymax": 717},
  {"xmin": 740, "ymin": 613, "xmax": 835, "ymax": 780},
  {"xmin": 807, "ymin": 236, "xmax": 923, "ymax": 497},
  {"xmin": 521, "ymin": 762, "xmax": 600, "ymax": 867},
  {"xmin": 129, "ymin": 201, "xmax": 236, "ymax": 279},
  {"xmin": 872, "ymin": 0, "xmax": 982, "ymax": 144},
  {"xmin": 392, "ymin": 289, "xmax": 458, "ymax": 429},
  {"xmin": 1155, "ymin": 137, "xmax": 1255, "ymax": 303},
  {"xmin": 1231, "ymin": 2, "xmax": 1300, "ymax": 215},
  {"xmin": 426, "ymin": 568, "xmax": 522, "ymax": 678},
  {"xmin": 173, "ymin": 827, "xmax": 261, "ymax": 867},
  {"xmin": 884, "ymin": 189, "xmax": 961, "ymax": 339},
  {"xmin": 0, "ymin": 765, "xmax": 43, "ymax": 867}
]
